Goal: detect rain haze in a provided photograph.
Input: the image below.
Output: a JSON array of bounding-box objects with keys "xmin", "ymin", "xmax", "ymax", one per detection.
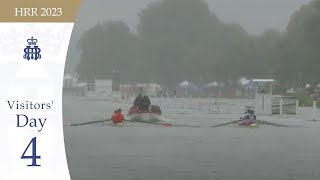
[
  {"xmin": 66, "ymin": 0, "xmax": 311, "ymax": 73},
  {"xmin": 64, "ymin": 0, "xmax": 320, "ymax": 180},
  {"xmin": 74, "ymin": 0, "xmax": 310, "ymax": 34}
]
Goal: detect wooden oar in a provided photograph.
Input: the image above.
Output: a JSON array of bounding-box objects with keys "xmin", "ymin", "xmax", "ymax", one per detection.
[
  {"xmin": 211, "ymin": 120, "xmax": 242, "ymax": 128},
  {"xmin": 69, "ymin": 119, "xmax": 112, "ymax": 126}
]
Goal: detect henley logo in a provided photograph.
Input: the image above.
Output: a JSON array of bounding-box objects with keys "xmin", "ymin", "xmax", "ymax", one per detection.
[{"xmin": 23, "ymin": 37, "xmax": 42, "ymax": 60}]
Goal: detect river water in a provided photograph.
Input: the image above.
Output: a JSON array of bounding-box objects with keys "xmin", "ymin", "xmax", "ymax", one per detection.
[{"xmin": 63, "ymin": 96, "xmax": 320, "ymax": 180}]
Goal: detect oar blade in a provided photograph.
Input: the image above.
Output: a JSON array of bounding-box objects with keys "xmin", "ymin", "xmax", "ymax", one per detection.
[
  {"xmin": 256, "ymin": 120, "xmax": 289, "ymax": 127},
  {"xmin": 126, "ymin": 120, "xmax": 200, "ymax": 128},
  {"xmin": 211, "ymin": 120, "xmax": 241, "ymax": 128},
  {"xmin": 69, "ymin": 119, "xmax": 111, "ymax": 127},
  {"xmin": 168, "ymin": 124, "xmax": 200, "ymax": 128}
]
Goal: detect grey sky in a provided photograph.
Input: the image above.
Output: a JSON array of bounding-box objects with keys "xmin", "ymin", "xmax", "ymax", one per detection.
[{"xmin": 73, "ymin": 0, "xmax": 311, "ymax": 36}]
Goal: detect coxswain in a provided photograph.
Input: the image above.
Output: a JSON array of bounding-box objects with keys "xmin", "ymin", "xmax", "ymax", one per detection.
[
  {"xmin": 133, "ymin": 94, "xmax": 143, "ymax": 107},
  {"xmin": 140, "ymin": 95, "xmax": 151, "ymax": 112}
]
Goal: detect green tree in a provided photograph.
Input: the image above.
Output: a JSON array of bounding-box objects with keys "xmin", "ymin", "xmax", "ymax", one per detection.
[
  {"xmin": 75, "ymin": 0, "xmax": 320, "ymax": 87},
  {"xmin": 278, "ymin": 0, "xmax": 320, "ymax": 85},
  {"xmin": 137, "ymin": 0, "xmax": 227, "ymax": 84},
  {"xmin": 77, "ymin": 21, "xmax": 141, "ymax": 82}
]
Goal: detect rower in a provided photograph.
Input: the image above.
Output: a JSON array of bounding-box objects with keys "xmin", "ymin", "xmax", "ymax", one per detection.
[
  {"xmin": 250, "ymin": 109, "xmax": 256, "ymax": 120},
  {"xmin": 247, "ymin": 109, "xmax": 256, "ymax": 123},
  {"xmin": 133, "ymin": 94, "xmax": 143, "ymax": 107},
  {"xmin": 112, "ymin": 109, "xmax": 124, "ymax": 124},
  {"xmin": 140, "ymin": 95, "xmax": 151, "ymax": 112},
  {"xmin": 111, "ymin": 110, "xmax": 117, "ymax": 120},
  {"xmin": 240, "ymin": 109, "xmax": 256, "ymax": 125},
  {"xmin": 240, "ymin": 110, "xmax": 249, "ymax": 120}
]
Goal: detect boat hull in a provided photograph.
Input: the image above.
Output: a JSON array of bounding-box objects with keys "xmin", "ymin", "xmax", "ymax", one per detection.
[
  {"xmin": 127, "ymin": 113, "xmax": 161, "ymax": 123},
  {"xmin": 238, "ymin": 123, "xmax": 259, "ymax": 128}
]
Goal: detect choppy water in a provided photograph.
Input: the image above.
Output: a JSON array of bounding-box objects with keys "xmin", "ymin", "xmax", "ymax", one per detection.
[{"xmin": 63, "ymin": 96, "xmax": 320, "ymax": 180}]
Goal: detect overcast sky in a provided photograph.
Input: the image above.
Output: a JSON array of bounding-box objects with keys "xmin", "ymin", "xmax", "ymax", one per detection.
[{"xmin": 73, "ymin": 0, "xmax": 311, "ymax": 36}]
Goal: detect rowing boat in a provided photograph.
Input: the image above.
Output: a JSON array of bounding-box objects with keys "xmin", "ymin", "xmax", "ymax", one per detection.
[
  {"xmin": 238, "ymin": 123, "xmax": 259, "ymax": 128},
  {"xmin": 211, "ymin": 119, "xmax": 291, "ymax": 128},
  {"xmin": 111, "ymin": 122, "xmax": 124, "ymax": 127},
  {"xmin": 127, "ymin": 112, "xmax": 161, "ymax": 123}
]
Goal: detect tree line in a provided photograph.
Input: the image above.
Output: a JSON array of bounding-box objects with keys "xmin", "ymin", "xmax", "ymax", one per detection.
[{"xmin": 76, "ymin": 0, "xmax": 320, "ymax": 88}]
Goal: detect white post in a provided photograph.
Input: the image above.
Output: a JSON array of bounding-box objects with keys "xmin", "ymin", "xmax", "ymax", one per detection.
[
  {"xmin": 160, "ymin": 94, "xmax": 163, "ymax": 108},
  {"xmin": 208, "ymin": 97, "xmax": 212, "ymax": 111},
  {"xmin": 296, "ymin": 100, "xmax": 299, "ymax": 115},
  {"xmin": 280, "ymin": 98, "xmax": 283, "ymax": 115},
  {"xmin": 182, "ymin": 98, "xmax": 184, "ymax": 109},
  {"xmin": 216, "ymin": 96, "xmax": 220, "ymax": 113},
  {"xmin": 313, "ymin": 101, "xmax": 316, "ymax": 121},
  {"xmin": 190, "ymin": 95, "xmax": 193, "ymax": 109}
]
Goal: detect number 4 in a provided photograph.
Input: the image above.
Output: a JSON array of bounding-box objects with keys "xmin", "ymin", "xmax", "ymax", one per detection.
[{"xmin": 21, "ymin": 137, "xmax": 41, "ymax": 167}]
